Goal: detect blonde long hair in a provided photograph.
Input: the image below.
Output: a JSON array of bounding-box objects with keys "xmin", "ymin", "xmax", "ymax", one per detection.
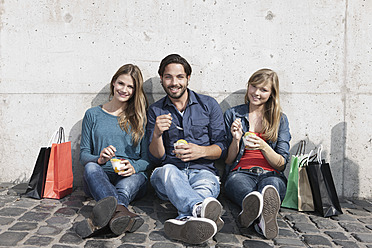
[
  {"xmin": 110, "ymin": 64, "xmax": 148, "ymax": 146},
  {"xmin": 244, "ymin": 68, "xmax": 282, "ymax": 142}
]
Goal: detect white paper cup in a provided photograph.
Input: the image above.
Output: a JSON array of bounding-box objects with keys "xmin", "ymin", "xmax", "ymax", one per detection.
[
  {"xmin": 111, "ymin": 158, "xmax": 123, "ymax": 173},
  {"xmin": 243, "ymin": 132, "xmax": 256, "ymax": 148}
]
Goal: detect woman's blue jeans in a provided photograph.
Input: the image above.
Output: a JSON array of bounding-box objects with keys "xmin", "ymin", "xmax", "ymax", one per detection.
[
  {"xmin": 83, "ymin": 162, "xmax": 147, "ymax": 207},
  {"xmin": 150, "ymin": 164, "xmax": 220, "ymax": 219},
  {"xmin": 224, "ymin": 170, "xmax": 287, "ymax": 208}
]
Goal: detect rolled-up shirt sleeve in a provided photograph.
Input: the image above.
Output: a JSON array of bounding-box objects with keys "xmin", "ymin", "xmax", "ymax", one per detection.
[
  {"xmin": 208, "ymin": 97, "xmax": 228, "ymax": 159},
  {"xmin": 275, "ymin": 113, "xmax": 291, "ymax": 164},
  {"xmin": 146, "ymin": 106, "xmax": 166, "ymax": 165}
]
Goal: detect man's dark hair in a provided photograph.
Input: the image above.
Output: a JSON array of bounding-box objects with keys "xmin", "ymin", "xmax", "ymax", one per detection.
[{"xmin": 158, "ymin": 54, "xmax": 192, "ymax": 77}]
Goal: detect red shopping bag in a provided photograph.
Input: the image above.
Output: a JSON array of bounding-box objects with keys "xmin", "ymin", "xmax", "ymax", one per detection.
[{"xmin": 43, "ymin": 127, "xmax": 73, "ymax": 199}]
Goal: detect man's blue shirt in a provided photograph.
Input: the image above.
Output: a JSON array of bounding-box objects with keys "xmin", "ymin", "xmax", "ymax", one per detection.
[{"xmin": 147, "ymin": 89, "xmax": 227, "ymax": 175}]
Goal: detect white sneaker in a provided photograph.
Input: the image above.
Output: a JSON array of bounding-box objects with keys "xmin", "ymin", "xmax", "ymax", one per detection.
[
  {"xmin": 164, "ymin": 217, "xmax": 217, "ymax": 244},
  {"xmin": 238, "ymin": 191, "xmax": 263, "ymax": 227},
  {"xmin": 258, "ymin": 185, "xmax": 280, "ymax": 239},
  {"xmin": 192, "ymin": 197, "xmax": 224, "ymax": 231}
]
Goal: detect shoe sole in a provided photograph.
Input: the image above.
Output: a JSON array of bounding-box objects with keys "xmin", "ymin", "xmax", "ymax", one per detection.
[
  {"xmin": 202, "ymin": 198, "xmax": 223, "ymax": 224},
  {"xmin": 238, "ymin": 193, "xmax": 262, "ymax": 228},
  {"xmin": 110, "ymin": 215, "xmax": 131, "ymax": 235},
  {"xmin": 92, "ymin": 196, "xmax": 118, "ymax": 227},
  {"xmin": 128, "ymin": 216, "xmax": 145, "ymax": 233},
  {"xmin": 164, "ymin": 218, "xmax": 216, "ymax": 244},
  {"xmin": 110, "ymin": 215, "xmax": 145, "ymax": 235},
  {"xmin": 261, "ymin": 186, "xmax": 280, "ymax": 239},
  {"xmin": 76, "ymin": 196, "xmax": 117, "ymax": 238}
]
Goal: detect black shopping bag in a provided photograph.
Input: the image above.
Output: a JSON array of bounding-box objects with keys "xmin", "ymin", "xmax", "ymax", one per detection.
[
  {"xmin": 24, "ymin": 147, "xmax": 51, "ymax": 199},
  {"xmin": 306, "ymin": 146, "xmax": 342, "ymax": 217}
]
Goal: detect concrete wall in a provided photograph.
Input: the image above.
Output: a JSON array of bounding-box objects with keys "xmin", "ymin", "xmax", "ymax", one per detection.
[{"xmin": 0, "ymin": 0, "xmax": 371, "ymax": 198}]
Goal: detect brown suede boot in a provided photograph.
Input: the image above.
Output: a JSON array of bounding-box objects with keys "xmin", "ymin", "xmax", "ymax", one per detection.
[{"xmin": 109, "ymin": 205, "xmax": 144, "ymax": 235}]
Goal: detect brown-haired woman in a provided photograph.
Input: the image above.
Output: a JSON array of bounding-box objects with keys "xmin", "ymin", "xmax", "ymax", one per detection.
[{"xmin": 76, "ymin": 64, "xmax": 149, "ymax": 238}]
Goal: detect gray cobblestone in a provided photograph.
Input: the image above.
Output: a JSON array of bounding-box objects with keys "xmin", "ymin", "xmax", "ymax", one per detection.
[
  {"xmin": 62, "ymin": 200, "xmax": 84, "ymax": 209},
  {"xmin": 277, "ymin": 228, "xmax": 299, "ymax": 238},
  {"xmin": 18, "ymin": 211, "xmax": 50, "ymax": 221},
  {"xmin": 214, "ymin": 232, "xmax": 240, "ymax": 244},
  {"xmin": 37, "ymin": 225, "xmax": 63, "ymax": 235},
  {"xmin": 150, "ymin": 243, "xmax": 178, "ymax": 248},
  {"xmin": 84, "ymin": 239, "xmax": 115, "ymax": 247},
  {"xmin": 339, "ymin": 221, "xmax": 371, "ymax": 233},
  {"xmin": 351, "ymin": 233, "xmax": 372, "ymax": 243},
  {"xmin": 121, "ymin": 232, "xmax": 147, "ymax": 243},
  {"xmin": 340, "ymin": 201, "xmax": 358, "ymax": 209},
  {"xmin": 324, "ymin": 230, "xmax": 350, "ymax": 240},
  {"xmin": 33, "ymin": 203, "xmax": 58, "ymax": 212},
  {"xmin": 59, "ymin": 232, "xmax": 84, "ymax": 244},
  {"xmin": 8, "ymin": 198, "xmax": 38, "ymax": 208},
  {"xmin": 51, "ymin": 245, "xmax": 78, "ymax": 248},
  {"xmin": 273, "ymin": 238, "xmax": 304, "ymax": 246},
  {"xmin": 46, "ymin": 216, "xmax": 72, "ymax": 226},
  {"xmin": 333, "ymin": 240, "xmax": 359, "ymax": 248},
  {"xmin": 302, "ymin": 234, "xmax": 333, "ymax": 246},
  {"xmin": 9, "ymin": 221, "xmax": 38, "ymax": 231},
  {"xmin": 350, "ymin": 199, "xmax": 372, "ymax": 208},
  {"xmin": 358, "ymin": 217, "xmax": 372, "ymax": 224},
  {"xmin": 55, "ymin": 207, "xmax": 77, "ymax": 216},
  {"xmin": 0, "ymin": 231, "xmax": 28, "ymax": 246},
  {"xmin": 309, "ymin": 215, "xmax": 339, "ymax": 229},
  {"xmin": 1, "ymin": 183, "xmax": 372, "ymax": 247},
  {"xmin": 364, "ymin": 206, "xmax": 372, "ymax": 212},
  {"xmin": 293, "ymin": 222, "xmax": 320, "ymax": 233},
  {"xmin": 24, "ymin": 235, "xmax": 54, "ymax": 246},
  {"xmin": 148, "ymin": 230, "xmax": 168, "ymax": 241},
  {"xmin": 0, "ymin": 207, "xmax": 27, "ymax": 216},
  {"xmin": 283, "ymin": 214, "xmax": 311, "ymax": 223},
  {"xmin": 331, "ymin": 214, "xmax": 359, "ymax": 222},
  {"xmin": 0, "ymin": 216, "xmax": 14, "ymax": 225},
  {"xmin": 242, "ymin": 239, "xmax": 274, "ymax": 247},
  {"xmin": 347, "ymin": 208, "xmax": 372, "ymax": 216}
]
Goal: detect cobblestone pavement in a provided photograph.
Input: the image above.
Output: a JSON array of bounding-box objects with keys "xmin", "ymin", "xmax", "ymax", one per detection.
[{"xmin": 1, "ymin": 182, "xmax": 372, "ymax": 248}]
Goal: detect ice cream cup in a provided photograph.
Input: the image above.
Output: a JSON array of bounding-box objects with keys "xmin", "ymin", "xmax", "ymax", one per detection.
[
  {"xmin": 243, "ymin": 132, "xmax": 256, "ymax": 148},
  {"xmin": 111, "ymin": 158, "xmax": 123, "ymax": 173},
  {"xmin": 174, "ymin": 139, "xmax": 188, "ymax": 155}
]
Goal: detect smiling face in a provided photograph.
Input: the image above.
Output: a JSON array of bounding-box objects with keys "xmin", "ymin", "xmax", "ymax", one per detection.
[
  {"xmin": 247, "ymin": 80, "xmax": 272, "ymax": 107},
  {"xmin": 112, "ymin": 74, "xmax": 135, "ymax": 103},
  {"xmin": 160, "ymin": 63, "xmax": 189, "ymax": 100}
]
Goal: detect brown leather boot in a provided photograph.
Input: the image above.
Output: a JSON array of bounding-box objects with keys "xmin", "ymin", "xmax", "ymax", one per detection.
[
  {"xmin": 75, "ymin": 196, "xmax": 117, "ymax": 238},
  {"xmin": 109, "ymin": 205, "xmax": 144, "ymax": 235}
]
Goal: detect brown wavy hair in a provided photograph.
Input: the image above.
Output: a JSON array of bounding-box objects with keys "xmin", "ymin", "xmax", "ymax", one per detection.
[
  {"xmin": 110, "ymin": 64, "xmax": 148, "ymax": 146},
  {"xmin": 244, "ymin": 68, "xmax": 282, "ymax": 142}
]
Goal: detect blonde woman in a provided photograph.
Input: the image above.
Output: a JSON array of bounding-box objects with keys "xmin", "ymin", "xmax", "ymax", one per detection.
[
  {"xmin": 77, "ymin": 64, "xmax": 149, "ymax": 238},
  {"xmin": 224, "ymin": 69, "xmax": 291, "ymax": 239}
]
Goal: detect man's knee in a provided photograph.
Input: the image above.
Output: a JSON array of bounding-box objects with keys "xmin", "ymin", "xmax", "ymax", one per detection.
[{"xmin": 151, "ymin": 164, "xmax": 179, "ymax": 181}]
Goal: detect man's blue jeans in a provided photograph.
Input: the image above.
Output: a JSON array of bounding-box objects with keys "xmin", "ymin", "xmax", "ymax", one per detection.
[
  {"xmin": 84, "ymin": 162, "xmax": 147, "ymax": 207},
  {"xmin": 224, "ymin": 170, "xmax": 287, "ymax": 208},
  {"xmin": 150, "ymin": 164, "xmax": 220, "ymax": 219}
]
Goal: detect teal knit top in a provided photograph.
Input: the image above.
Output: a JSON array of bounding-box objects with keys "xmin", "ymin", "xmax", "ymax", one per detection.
[{"xmin": 79, "ymin": 106, "xmax": 150, "ymax": 177}]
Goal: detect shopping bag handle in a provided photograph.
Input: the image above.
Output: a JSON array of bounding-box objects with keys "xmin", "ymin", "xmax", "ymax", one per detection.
[
  {"xmin": 316, "ymin": 145, "xmax": 323, "ymax": 164},
  {"xmin": 57, "ymin": 127, "xmax": 65, "ymax": 144},
  {"xmin": 48, "ymin": 127, "xmax": 65, "ymax": 147},
  {"xmin": 295, "ymin": 140, "xmax": 306, "ymax": 156},
  {"xmin": 298, "ymin": 149, "xmax": 314, "ymax": 167}
]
